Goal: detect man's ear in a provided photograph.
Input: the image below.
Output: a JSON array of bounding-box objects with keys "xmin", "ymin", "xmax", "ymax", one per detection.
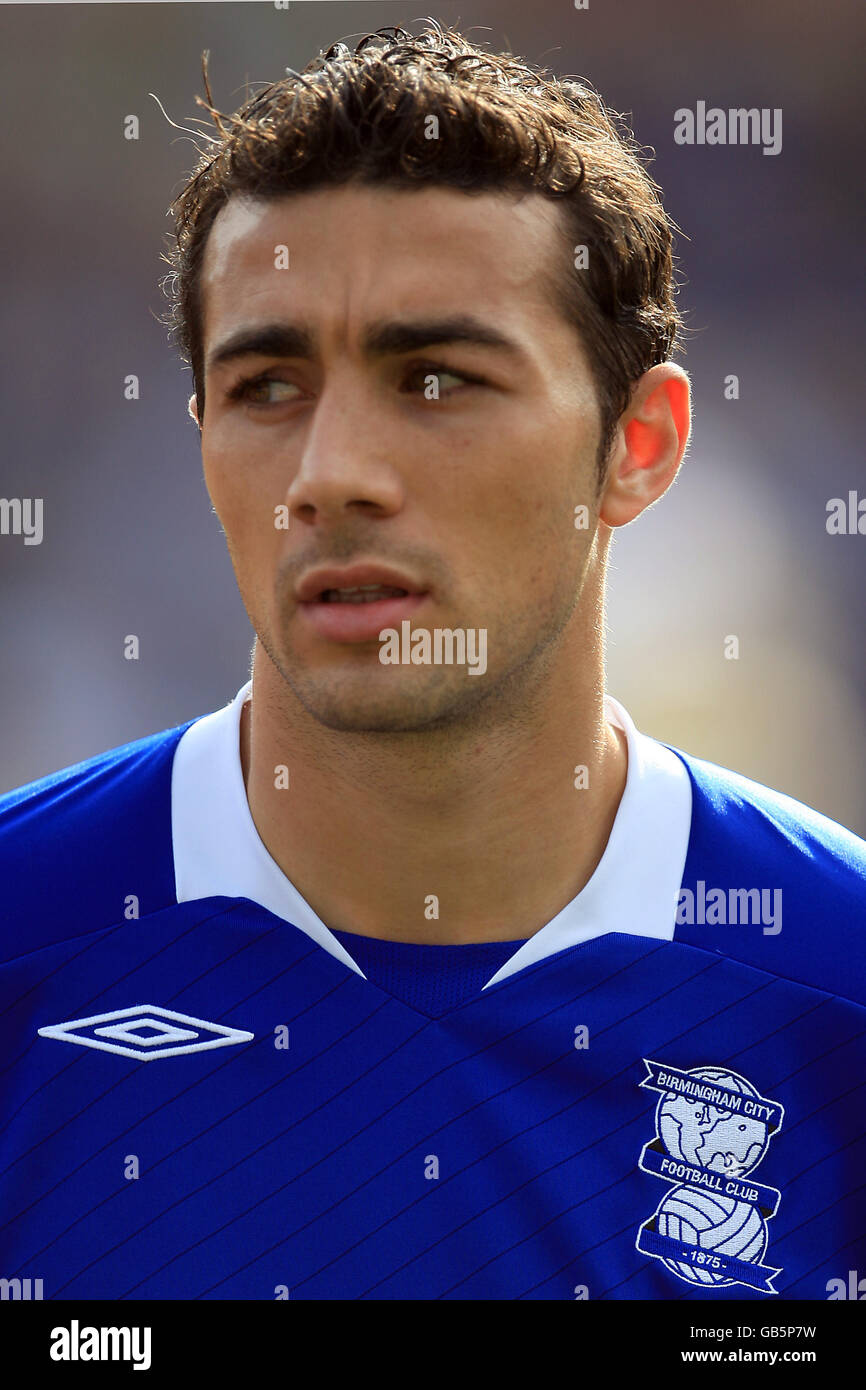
[
  {"xmin": 187, "ymin": 393, "xmax": 202, "ymax": 432},
  {"xmin": 599, "ymin": 364, "xmax": 691, "ymax": 528}
]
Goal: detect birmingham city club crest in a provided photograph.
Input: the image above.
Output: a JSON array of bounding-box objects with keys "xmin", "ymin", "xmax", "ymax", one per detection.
[{"xmin": 635, "ymin": 1059, "xmax": 784, "ymax": 1293}]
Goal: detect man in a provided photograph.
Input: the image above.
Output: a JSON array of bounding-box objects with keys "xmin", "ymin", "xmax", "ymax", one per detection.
[{"xmin": 0, "ymin": 22, "xmax": 863, "ymax": 1302}]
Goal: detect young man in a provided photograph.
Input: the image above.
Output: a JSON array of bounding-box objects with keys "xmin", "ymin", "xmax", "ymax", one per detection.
[{"xmin": 1, "ymin": 23, "xmax": 863, "ymax": 1302}]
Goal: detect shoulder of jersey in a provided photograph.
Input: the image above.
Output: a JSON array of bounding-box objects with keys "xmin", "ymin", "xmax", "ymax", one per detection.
[
  {"xmin": 0, "ymin": 717, "xmax": 199, "ymax": 964},
  {"xmin": 670, "ymin": 743, "xmax": 866, "ymax": 1005}
]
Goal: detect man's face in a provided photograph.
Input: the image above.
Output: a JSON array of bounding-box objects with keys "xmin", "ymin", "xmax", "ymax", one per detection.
[{"xmin": 197, "ymin": 183, "xmax": 607, "ymax": 732}]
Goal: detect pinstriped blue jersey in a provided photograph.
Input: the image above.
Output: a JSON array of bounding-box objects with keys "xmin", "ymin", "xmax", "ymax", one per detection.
[{"xmin": 0, "ymin": 701, "xmax": 864, "ymax": 1300}]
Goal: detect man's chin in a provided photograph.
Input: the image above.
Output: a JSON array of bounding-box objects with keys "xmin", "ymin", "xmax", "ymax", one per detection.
[{"xmin": 283, "ymin": 667, "xmax": 494, "ymax": 735}]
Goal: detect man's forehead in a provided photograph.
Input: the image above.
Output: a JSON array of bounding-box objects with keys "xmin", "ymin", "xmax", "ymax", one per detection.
[{"xmin": 199, "ymin": 183, "xmax": 566, "ymax": 331}]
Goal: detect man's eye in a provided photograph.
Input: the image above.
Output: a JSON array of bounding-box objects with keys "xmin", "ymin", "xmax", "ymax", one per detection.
[
  {"xmin": 403, "ymin": 366, "xmax": 480, "ymax": 394},
  {"xmin": 229, "ymin": 376, "xmax": 301, "ymax": 405}
]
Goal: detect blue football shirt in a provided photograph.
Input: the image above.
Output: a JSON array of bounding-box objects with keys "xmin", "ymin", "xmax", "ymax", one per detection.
[{"xmin": 0, "ymin": 683, "xmax": 863, "ymax": 1300}]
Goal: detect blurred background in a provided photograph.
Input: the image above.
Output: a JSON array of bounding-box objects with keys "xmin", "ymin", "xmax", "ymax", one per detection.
[{"xmin": 1, "ymin": 0, "xmax": 864, "ymax": 832}]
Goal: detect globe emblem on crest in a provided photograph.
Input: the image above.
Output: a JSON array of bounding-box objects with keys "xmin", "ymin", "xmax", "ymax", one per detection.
[{"xmin": 656, "ymin": 1066, "xmax": 770, "ymax": 1177}]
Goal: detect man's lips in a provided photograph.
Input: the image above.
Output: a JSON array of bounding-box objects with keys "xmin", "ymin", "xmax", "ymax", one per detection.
[
  {"xmin": 295, "ymin": 563, "xmax": 430, "ymax": 644},
  {"xmin": 295, "ymin": 562, "xmax": 425, "ymax": 603},
  {"xmin": 299, "ymin": 592, "xmax": 428, "ymax": 643}
]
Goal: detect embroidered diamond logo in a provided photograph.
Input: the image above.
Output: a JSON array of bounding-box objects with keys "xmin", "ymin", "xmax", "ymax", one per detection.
[{"xmin": 37, "ymin": 1005, "xmax": 254, "ymax": 1061}]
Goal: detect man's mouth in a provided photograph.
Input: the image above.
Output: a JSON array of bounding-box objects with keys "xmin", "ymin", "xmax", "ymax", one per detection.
[
  {"xmin": 319, "ymin": 584, "xmax": 409, "ymax": 604},
  {"xmin": 295, "ymin": 566, "xmax": 429, "ymax": 643}
]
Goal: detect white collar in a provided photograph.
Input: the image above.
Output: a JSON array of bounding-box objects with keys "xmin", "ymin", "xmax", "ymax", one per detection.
[{"xmin": 171, "ymin": 682, "xmax": 691, "ymax": 988}]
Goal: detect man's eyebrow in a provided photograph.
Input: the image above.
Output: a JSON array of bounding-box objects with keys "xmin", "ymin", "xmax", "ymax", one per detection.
[
  {"xmin": 361, "ymin": 315, "xmax": 524, "ymax": 358},
  {"xmin": 206, "ymin": 323, "xmax": 315, "ymax": 374},
  {"xmin": 206, "ymin": 315, "xmax": 524, "ymax": 373}
]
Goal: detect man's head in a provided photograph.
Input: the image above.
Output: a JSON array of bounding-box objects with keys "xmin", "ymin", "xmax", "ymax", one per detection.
[
  {"xmin": 163, "ymin": 23, "xmax": 690, "ymax": 735},
  {"xmin": 166, "ymin": 22, "xmax": 683, "ymax": 472}
]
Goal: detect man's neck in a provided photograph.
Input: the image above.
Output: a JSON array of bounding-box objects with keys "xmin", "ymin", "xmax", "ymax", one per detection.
[{"xmin": 240, "ymin": 647, "xmax": 627, "ymax": 945}]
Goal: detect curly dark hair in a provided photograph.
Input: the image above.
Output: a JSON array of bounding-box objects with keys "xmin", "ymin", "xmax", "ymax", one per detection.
[{"xmin": 161, "ymin": 19, "xmax": 685, "ymax": 472}]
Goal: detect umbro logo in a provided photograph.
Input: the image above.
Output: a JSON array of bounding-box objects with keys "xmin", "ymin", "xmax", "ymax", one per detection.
[{"xmin": 37, "ymin": 1005, "xmax": 254, "ymax": 1061}]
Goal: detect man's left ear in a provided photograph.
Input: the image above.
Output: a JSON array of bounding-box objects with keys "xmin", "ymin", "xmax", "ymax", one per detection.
[{"xmin": 599, "ymin": 364, "xmax": 691, "ymax": 528}]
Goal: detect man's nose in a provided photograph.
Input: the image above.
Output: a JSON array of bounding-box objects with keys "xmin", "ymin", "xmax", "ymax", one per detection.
[{"xmin": 285, "ymin": 385, "xmax": 405, "ymax": 526}]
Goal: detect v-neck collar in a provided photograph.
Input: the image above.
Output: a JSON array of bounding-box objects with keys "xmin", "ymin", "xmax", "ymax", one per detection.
[{"xmin": 171, "ymin": 682, "xmax": 692, "ymax": 988}]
